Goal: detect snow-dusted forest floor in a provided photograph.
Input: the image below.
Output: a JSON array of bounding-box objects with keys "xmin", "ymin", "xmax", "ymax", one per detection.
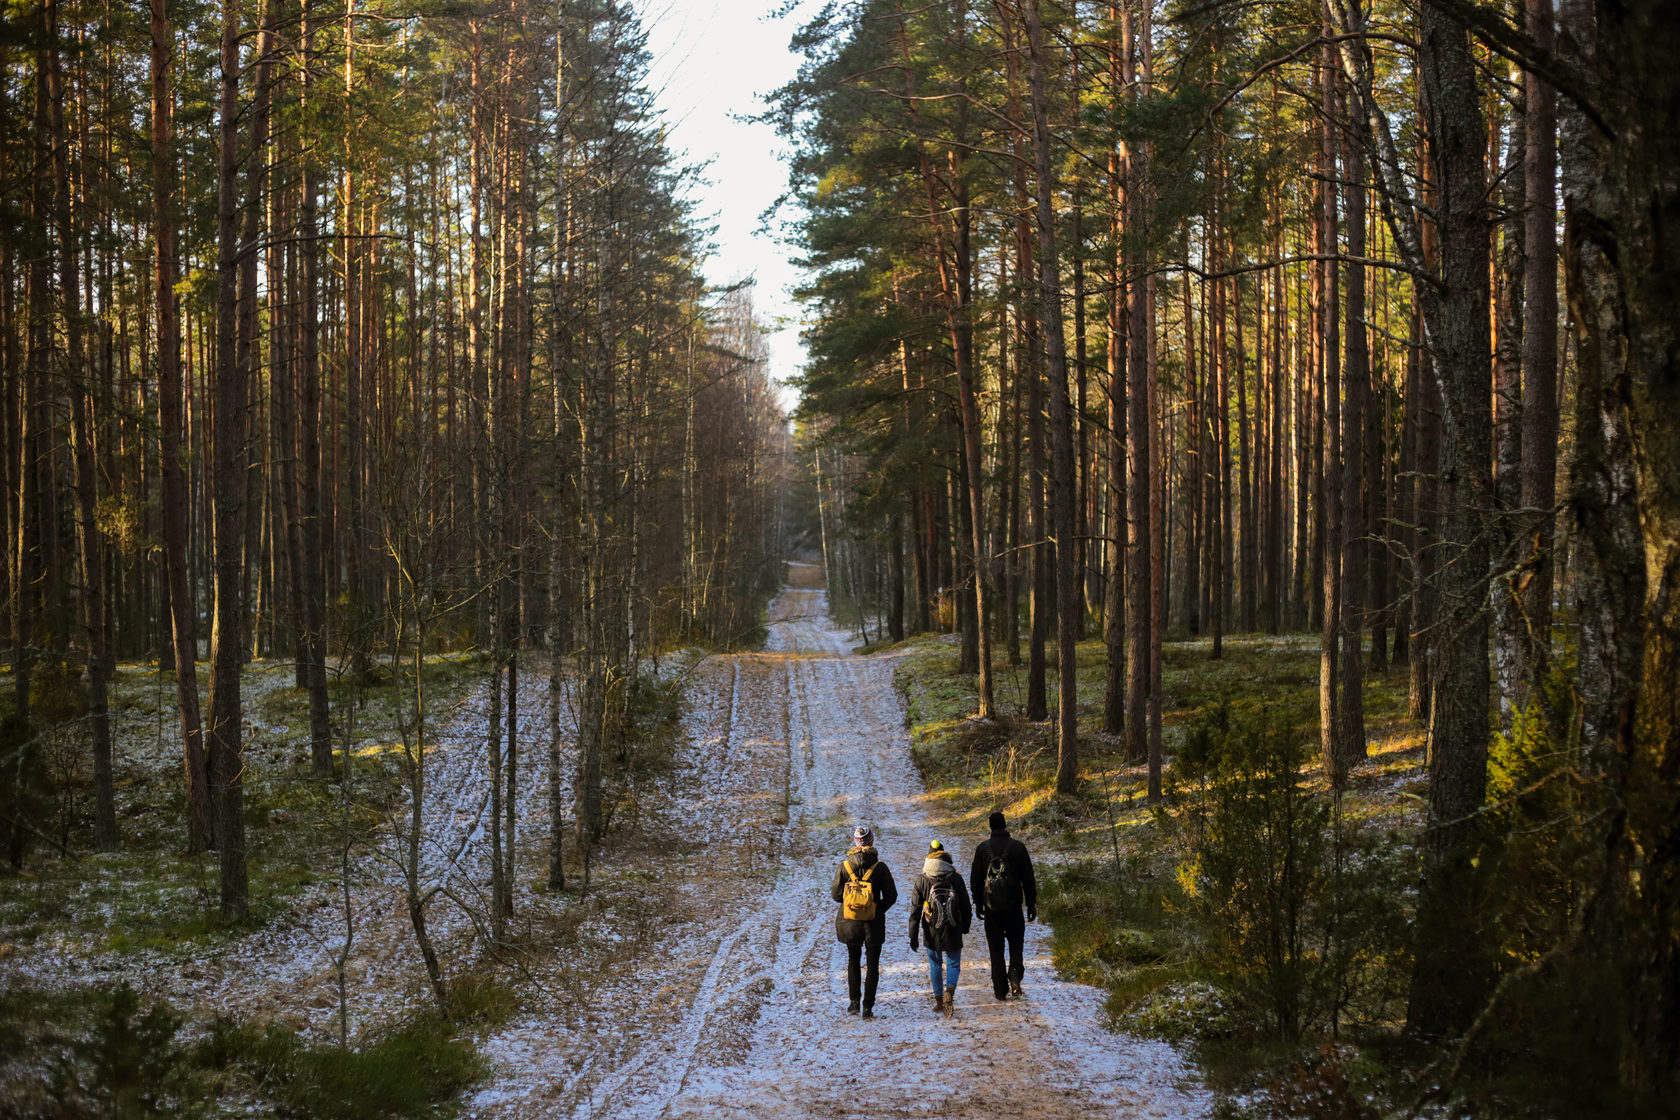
[
  {"xmin": 1, "ymin": 560, "xmax": 1209, "ymax": 1118},
  {"xmin": 465, "ymin": 561, "xmax": 1209, "ymax": 1120},
  {"xmin": 0, "ymin": 647, "xmax": 540, "ymax": 1045}
]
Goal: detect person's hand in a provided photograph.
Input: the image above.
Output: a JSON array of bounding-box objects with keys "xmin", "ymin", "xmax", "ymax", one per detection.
[
  {"xmin": 1027, "ymin": 905, "xmax": 1037, "ymax": 922},
  {"xmin": 909, "ymin": 935, "xmax": 919, "ymax": 952},
  {"xmin": 976, "ymin": 905, "xmax": 987, "ymax": 921}
]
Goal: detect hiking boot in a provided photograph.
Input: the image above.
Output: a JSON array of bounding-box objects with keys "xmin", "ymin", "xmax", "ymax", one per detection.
[
  {"xmin": 931, "ymin": 994, "xmax": 945, "ymax": 1014},
  {"xmin": 861, "ymin": 1006, "xmax": 875, "ymax": 1020},
  {"xmin": 846, "ymin": 999, "xmax": 860, "ymax": 1015},
  {"xmin": 942, "ymin": 992, "xmax": 955, "ymax": 1018},
  {"xmin": 1009, "ymin": 976, "xmax": 1023, "ymax": 997}
]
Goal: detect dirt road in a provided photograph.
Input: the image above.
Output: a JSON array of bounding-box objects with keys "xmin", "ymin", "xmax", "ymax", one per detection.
[{"xmin": 471, "ymin": 561, "xmax": 1209, "ymax": 1119}]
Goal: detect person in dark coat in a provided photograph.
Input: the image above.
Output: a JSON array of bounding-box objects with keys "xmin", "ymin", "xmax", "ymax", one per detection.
[
  {"xmin": 830, "ymin": 824, "xmax": 898, "ymax": 1018},
  {"xmin": 907, "ymin": 840, "xmax": 972, "ymax": 1016},
  {"xmin": 970, "ymin": 810, "xmax": 1038, "ymax": 999}
]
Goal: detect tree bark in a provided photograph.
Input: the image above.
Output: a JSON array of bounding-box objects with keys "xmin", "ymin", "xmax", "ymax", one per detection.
[
  {"xmin": 156, "ymin": 0, "xmax": 195, "ymax": 788},
  {"xmin": 1557, "ymin": 0, "xmax": 1680, "ymax": 1101},
  {"xmin": 1518, "ymin": 0, "xmax": 1559, "ymax": 697},
  {"xmin": 208, "ymin": 0, "xmax": 251, "ymax": 917},
  {"xmin": 1317, "ymin": 49, "xmax": 1346, "ymax": 785},
  {"xmin": 1023, "ymin": 0, "xmax": 1078, "ymax": 794},
  {"xmin": 1339, "ymin": 84, "xmax": 1368, "ymax": 774},
  {"xmin": 298, "ymin": 0, "xmax": 332, "ymax": 778},
  {"xmin": 1404, "ymin": 0, "xmax": 1494, "ymax": 1037},
  {"xmin": 1102, "ymin": 41, "xmax": 1128, "ymax": 735}
]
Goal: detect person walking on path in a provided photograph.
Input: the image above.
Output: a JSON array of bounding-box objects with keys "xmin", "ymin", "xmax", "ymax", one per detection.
[
  {"xmin": 831, "ymin": 825, "xmax": 898, "ymax": 1019},
  {"xmin": 970, "ymin": 811, "xmax": 1037, "ymax": 1000},
  {"xmin": 908, "ymin": 840, "xmax": 972, "ymax": 1017}
]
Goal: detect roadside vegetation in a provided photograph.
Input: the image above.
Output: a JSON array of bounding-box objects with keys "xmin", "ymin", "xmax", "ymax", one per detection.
[{"xmin": 895, "ymin": 631, "xmax": 1616, "ymax": 1120}]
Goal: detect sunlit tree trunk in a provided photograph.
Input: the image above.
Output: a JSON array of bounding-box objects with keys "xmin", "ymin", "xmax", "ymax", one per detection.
[{"xmin": 1023, "ymin": 0, "xmax": 1078, "ymax": 793}]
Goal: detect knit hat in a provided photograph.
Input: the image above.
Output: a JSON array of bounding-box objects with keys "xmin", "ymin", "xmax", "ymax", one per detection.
[
  {"xmin": 853, "ymin": 825, "xmax": 874, "ymax": 848},
  {"xmin": 988, "ymin": 811, "xmax": 1007, "ymax": 831},
  {"xmin": 928, "ymin": 840, "xmax": 944, "ymax": 853}
]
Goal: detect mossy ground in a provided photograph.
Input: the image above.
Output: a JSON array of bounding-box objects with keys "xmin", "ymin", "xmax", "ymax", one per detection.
[{"xmin": 891, "ymin": 626, "xmax": 1440, "ymax": 1117}]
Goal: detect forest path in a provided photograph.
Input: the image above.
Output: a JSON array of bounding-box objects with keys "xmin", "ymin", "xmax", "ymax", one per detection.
[{"xmin": 470, "ymin": 560, "xmax": 1208, "ymax": 1119}]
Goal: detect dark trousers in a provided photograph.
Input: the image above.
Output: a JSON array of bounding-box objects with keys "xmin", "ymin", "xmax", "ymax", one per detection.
[
  {"xmin": 984, "ymin": 911, "xmax": 1026, "ymax": 997},
  {"xmin": 846, "ymin": 940, "xmax": 883, "ymax": 1007}
]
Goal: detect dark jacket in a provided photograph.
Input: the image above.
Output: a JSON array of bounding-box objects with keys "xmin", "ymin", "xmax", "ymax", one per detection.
[
  {"xmin": 970, "ymin": 828, "xmax": 1037, "ymax": 918},
  {"xmin": 908, "ymin": 856, "xmax": 972, "ymax": 952},
  {"xmin": 831, "ymin": 846, "xmax": 897, "ymax": 946}
]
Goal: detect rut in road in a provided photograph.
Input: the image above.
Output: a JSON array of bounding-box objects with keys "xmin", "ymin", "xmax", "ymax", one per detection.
[{"xmin": 471, "ymin": 560, "xmax": 1208, "ymax": 1120}]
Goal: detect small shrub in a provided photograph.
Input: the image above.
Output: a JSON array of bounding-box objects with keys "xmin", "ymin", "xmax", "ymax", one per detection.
[
  {"xmin": 1264, "ymin": 1043, "xmax": 1383, "ymax": 1120},
  {"xmin": 279, "ymin": 1019, "xmax": 478, "ymax": 1120},
  {"xmin": 1117, "ymin": 979, "xmax": 1238, "ymax": 1042},
  {"xmin": 42, "ymin": 984, "xmax": 201, "ymax": 1118},
  {"xmin": 1174, "ymin": 702, "xmax": 1409, "ymax": 1040},
  {"xmin": 445, "ymin": 970, "xmax": 519, "ymax": 1027},
  {"xmin": 197, "ymin": 1010, "xmax": 482, "ymax": 1119}
]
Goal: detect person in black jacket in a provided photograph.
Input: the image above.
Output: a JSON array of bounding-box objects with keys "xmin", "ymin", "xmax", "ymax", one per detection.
[
  {"xmin": 970, "ymin": 810, "xmax": 1037, "ymax": 999},
  {"xmin": 907, "ymin": 840, "xmax": 972, "ymax": 1017},
  {"xmin": 830, "ymin": 825, "xmax": 898, "ymax": 1018}
]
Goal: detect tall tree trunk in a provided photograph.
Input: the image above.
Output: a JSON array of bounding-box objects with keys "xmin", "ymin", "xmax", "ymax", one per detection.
[
  {"xmin": 1339, "ymin": 99, "xmax": 1368, "ymax": 773},
  {"xmin": 1122, "ymin": 0, "xmax": 1150, "ymax": 773},
  {"xmin": 208, "ymin": 0, "xmax": 251, "ymax": 918},
  {"xmin": 297, "ymin": 0, "xmax": 332, "ymax": 777},
  {"xmin": 1408, "ymin": 298, "xmax": 1442, "ymax": 721},
  {"xmin": 547, "ymin": 25, "xmax": 570, "ymax": 894},
  {"xmin": 1318, "ymin": 49, "xmax": 1346, "ymax": 785},
  {"xmin": 1558, "ymin": 0, "xmax": 1680, "ymax": 1102},
  {"xmin": 1404, "ymin": 1, "xmax": 1494, "ymax": 1038},
  {"xmin": 1023, "ymin": 0, "xmax": 1078, "ymax": 794},
  {"xmin": 1102, "ymin": 50, "xmax": 1128, "ymax": 735},
  {"xmin": 1493, "ymin": 112, "xmax": 1528, "ymax": 725},
  {"xmin": 151, "ymin": 0, "xmax": 210, "ymax": 849},
  {"xmin": 1518, "ymin": 0, "xmax": 1559, "ymax": 698}
]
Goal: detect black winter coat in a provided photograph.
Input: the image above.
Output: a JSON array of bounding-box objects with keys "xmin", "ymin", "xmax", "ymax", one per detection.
[
  {"xmin": 907, "ymin": 861, "xmax": 972, "ymax": 952},
  {"xmin": 831, "ymin": 846, "xmax": 898, "ymax": 946},
  {"xmin": 970, "ymin": 828, "xmax": 1037, "ymax": 918}
]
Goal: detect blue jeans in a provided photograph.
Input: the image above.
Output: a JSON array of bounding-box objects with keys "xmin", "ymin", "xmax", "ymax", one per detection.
[{"xmin": 925, "ymin": 946, "xmax": 961, "ymax": 998}]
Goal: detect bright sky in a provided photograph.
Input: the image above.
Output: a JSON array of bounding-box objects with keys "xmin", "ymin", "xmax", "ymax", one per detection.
[{"xmin": 641, "ymin": 0, "xmax": 817, "ymax": 409}]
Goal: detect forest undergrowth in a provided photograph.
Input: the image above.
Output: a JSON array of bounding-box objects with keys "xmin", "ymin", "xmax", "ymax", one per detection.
[
  {"xmin": 892, "ymin": 629, "xmax": 1614, "ymax": 1120},
  {"xmin": 0, "ymin": 654, "xmax": 497, "ymax": 1118},
  {"xmin": 0, "ymin": 649, "xmax": 688, "ymax": 1119}
]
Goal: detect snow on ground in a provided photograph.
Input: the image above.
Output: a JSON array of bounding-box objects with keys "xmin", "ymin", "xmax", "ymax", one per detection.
[
  {"xmin": 3, "ymin": 559, "xmax": 1210, "ymax": 1118},
  {"xmin": 1, "ymin": 654, "xmax": 570, "ymax": 1046},
  {"xmin": 467, "ymin": 559, "xmax": 1210, "ymax": 1120}
]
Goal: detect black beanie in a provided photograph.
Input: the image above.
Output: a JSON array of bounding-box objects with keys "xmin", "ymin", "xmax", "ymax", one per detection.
[{"xmin": 988, "ymin": 811, "xmax": 1006, "ymax": 831}]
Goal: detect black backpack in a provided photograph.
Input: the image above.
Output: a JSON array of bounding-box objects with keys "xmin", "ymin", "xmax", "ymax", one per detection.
[
  {"xmin": 923, "ymin": 877, "xmax": 959, "ymax": 932},
  {"xmin": 984, "ymin": 843, "xmax": 1021, "ymax": 913}
]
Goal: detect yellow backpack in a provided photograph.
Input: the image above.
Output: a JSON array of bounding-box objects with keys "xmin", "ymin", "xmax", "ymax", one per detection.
[{"xmin": 841, "ymin": 862, "xmax": 877, "ymax": 921}]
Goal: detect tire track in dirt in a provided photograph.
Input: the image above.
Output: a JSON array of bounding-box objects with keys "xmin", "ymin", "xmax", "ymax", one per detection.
[{"xmin": 469, "ymin": 561, "xmax": 1208, "ymax": 1120}]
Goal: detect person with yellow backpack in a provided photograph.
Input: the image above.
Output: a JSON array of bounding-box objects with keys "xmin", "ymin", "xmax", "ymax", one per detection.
[{"xmin": 830, "ymin": 825, "xmax": 898, "ymax": 1018}]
